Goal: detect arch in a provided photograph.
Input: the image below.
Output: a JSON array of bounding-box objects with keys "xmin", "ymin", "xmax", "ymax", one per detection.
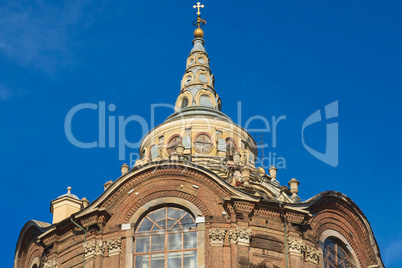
[
  {"xmin": 126, "ymin": 197, "xmax": 205, "ymax": 268},
  {"xmin": 186, "ymin": 55, "xmax": 195, "ymax": 68},
  {"xmin": 300, "ymin": 192, "xmax": 384, "ymax": 267},
  {"xmin": 175, "ymin": 91, "xmax": 193, "ymax": 112},
  {"xmin": 181, "ymin": 72, "xmax": 195, "ymax": 89},
  {"xmin": 195, "ymin": 70, "xmax": 210, "ymax": 84},
  {"xmin": 76, "ymin": 162, "xmax": 259, "ymax": 224},
  {"xmin": 319, "ymin": 230, "xmax": 361, "ymax": 268},
  {"xmin": 14, "ymin": 221, "xmax": 50, "ymax": 268},
  {"xmin": 194, "ymin": 89, "xmax": 216, "ymax": 109},
  {"xmin": 29, "ymin": 257, "xmax": 40, "ymax": 268},
  {"xmin": 195, "ymin": 54, "xmax": 208, "ymax": 66},
  {"xmin": 129, "ymin": 197, "xmax": 203, "ymax": 226}
]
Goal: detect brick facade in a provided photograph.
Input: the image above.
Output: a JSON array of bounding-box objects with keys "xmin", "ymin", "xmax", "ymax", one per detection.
[{"xmin": 15, "ymin": 163, "xmax": 384, "ymax": 268}]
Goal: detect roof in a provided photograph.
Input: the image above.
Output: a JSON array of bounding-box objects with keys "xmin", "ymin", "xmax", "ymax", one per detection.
[{"xmin": 55, "ymin": 186, "xmax": 79, "ymax": 200}]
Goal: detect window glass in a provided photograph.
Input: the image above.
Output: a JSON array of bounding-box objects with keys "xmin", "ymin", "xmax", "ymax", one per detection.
[
  {"xmin": 225, "ymin": 138, "xmax": 237, "ymax": 157},
  {"xmin": 166, "ymin": 136, "xmax": 182, "ymax": 155},
  {"xmin": 134, "ymin": 206, "xmax": 198, "ymax": 268},
  {"xmin": 183, "ymin": 251, "xmax": 197, "ymax": 268},
  {"xmin": 168, "ymin": 233, "xmax": 182, "ymax": 250},
  {"xmin": 181, "ymin": 98, "xmax": 189, "ymax": 108},
  {"xmin": 194, "ymin": 133, "xmax": 212, "ymax": 153},
  {"xmin": 323, "ymin": 238, "xmax": 356, "ymax": 268},
  {"xmin": 184, "ymin": 232, "xmax": 197, "ymax": 249},
  {"xmin": 167, "ymin": 252, "xmax": 182, "ymax": 268}
]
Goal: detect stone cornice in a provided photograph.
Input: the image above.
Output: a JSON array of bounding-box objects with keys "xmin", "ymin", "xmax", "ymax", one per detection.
[
  {"xmin": 76, "ymin": 162, "xmax": 260, "ymax": 218},
  {"xmin": 37, "ymin": 209, "xmax": 111, "ymax": 247}
]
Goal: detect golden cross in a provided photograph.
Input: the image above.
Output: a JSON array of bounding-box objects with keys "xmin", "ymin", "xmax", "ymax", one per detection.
[{"xmin": 193, "ymin": 2, "xmax": 204, "ymax": 16}]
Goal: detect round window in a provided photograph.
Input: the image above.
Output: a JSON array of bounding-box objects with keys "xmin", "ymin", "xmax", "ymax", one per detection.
[
  {"xmin": 194, "ymin": 133, "xmax": 213, "ymax": 153},
  {"xmin": 166, "ymin": 135, "xmax": 182, "ymax": 155}
]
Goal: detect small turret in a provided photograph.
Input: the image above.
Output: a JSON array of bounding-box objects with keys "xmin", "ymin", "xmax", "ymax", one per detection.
[{"xmin": 50, "ymin": 187, "xmax": 85, "ymax": 224}]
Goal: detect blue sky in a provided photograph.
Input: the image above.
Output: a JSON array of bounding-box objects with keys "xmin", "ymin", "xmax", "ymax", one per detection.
[{"xmin": 1, "ymin": 0, "xmax": 401, "ymax": 266}]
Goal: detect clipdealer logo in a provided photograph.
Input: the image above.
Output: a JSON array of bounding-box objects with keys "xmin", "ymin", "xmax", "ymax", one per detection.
[{"xmin": 302, "ymin": 101, "xmax": 339, "ymax": 167}]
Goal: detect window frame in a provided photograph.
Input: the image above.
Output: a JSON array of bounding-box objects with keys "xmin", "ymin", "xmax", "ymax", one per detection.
[
  {"xmin": 319, "ymin": 230, "xmax": 361, "ymax": 268},
  {"xmin": 133, "ymin": 206, "xmax": 198, "ymax": 268},
  {"xmin": 193, "ymin": 132, "xmax": 213, "ymax": 154},
  {"xmin": 323, "ymin": 238, "xmax": 356, "ymax": 268},
  {"xmin": 225, "ymin": 137, "xmax": 238, "ymax": 158},
  {"xmin": 166, "ymin": 135, "xmax": 183, "ymax": 155}
]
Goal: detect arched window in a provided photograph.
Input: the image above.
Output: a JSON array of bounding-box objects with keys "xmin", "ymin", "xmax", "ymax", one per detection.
[
  {"xmin": 194, "ymin": 133, "xmax": 213, "ymax": 154},
  {"xmin": 134, "ymin": 206, "xmax": 197, "ymax": 268},
  {"xmin": 225, "ymin": 138, "xmax": 237, "ymax": 158},
  {"xmin": 323, "ymin": 238, "xmax": 356, "ymax": 268},
  {"xmin": 166, "ymin": 135, "xmax": 182, "ymax": 155},
  {"xmin": 181, "ymin": 98, "xmax": 189, "ymax": 108}
]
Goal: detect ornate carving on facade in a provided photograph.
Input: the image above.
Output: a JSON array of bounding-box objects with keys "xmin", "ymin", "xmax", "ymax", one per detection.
[
  {"xmin": 238, "ymin": 227, "xmax": 252, "ymax": 246},
  {"xmin": 228, "ymin": 227, "xmax": 252, "ymax": 246},
  {"xmin": 43, "ymin": 257, "xmax": 58, "ymax": 268},
  {"xmin": 305, "ymin": 246, "xmax": 320, "ymax": 264},
  {"xmin": 107, "ymin": 237, "xmax": 122, "ymax": 256},
  {"xmin": 209, "ymin": 228, "xmax": 226, "ymax": 246},
  {"xmin": 288, "ymin": 237, "xmax": 319, "ymax": 264},
  {"xmin": 288, "ymin": 238, "xmax": 304, "ymax": 255},
  {"xmin": 83, "ymin": 240, "xmax": 105, "ymax": 259},
  {"xmin": 227, "ymin": 228, "xmax": 238, "ymax": 244}
]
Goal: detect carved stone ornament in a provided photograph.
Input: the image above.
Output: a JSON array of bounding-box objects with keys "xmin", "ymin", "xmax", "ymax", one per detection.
[
  {"xmin": 237, "ymin": 228, "xmax": 252, "ymax": 246},
  {"xmin": 228, "ymin": 228, "xmax": 252, "ymax": 246},
  {"xmin": 288, "ymin": 237, "xmax": 319, "ymax": 264},
  {"xmin": 43, "ymin": 257, "xmax": 58, "ymax": 268},
  {"xmin": 107, "ymin": 237, "xmax": 122, "ymax": 256},
  {"xmin": 209, "ymin": 228, "xmax": 226, "ymax": 246},
  {"xmin": 227, "ymin": 229, "xmax": 239, "ymax": 244},
  {"xmin": 84, "ymin": 240, "xmax": 106, "ymax": 259},
  {"xmin": 288, "ymin": 238, "xmax": 304, "ymax": 255},
  {"xmin": 305, "ymin": 247, "xmax": 320, "ymax": 264}
]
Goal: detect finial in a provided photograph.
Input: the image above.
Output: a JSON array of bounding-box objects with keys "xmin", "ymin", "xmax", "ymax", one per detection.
[
  {"xmin": 193, "ymin": 2, "xmax": 206, "ymax": 38},
  {"xmin": 288, "ymin": 178, "xmax": 301, "ymax": 202},
  {"xmin": 67, "ymin": 186, "xmax": 71, "ymax": 194},
  {"xmin": 121, "ymin": 163, "xmax": 129, "ymax": 175}
]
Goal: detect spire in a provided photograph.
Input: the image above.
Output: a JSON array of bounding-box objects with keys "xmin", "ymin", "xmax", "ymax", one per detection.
[{"xmin": 174, "ymin": 2, "xmax": 222, "ymax": 113}]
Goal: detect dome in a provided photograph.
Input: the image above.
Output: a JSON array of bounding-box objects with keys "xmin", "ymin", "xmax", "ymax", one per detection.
[{"xmin": 56, "ymin": 187, "xmax": 79, "ymax": 200}]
